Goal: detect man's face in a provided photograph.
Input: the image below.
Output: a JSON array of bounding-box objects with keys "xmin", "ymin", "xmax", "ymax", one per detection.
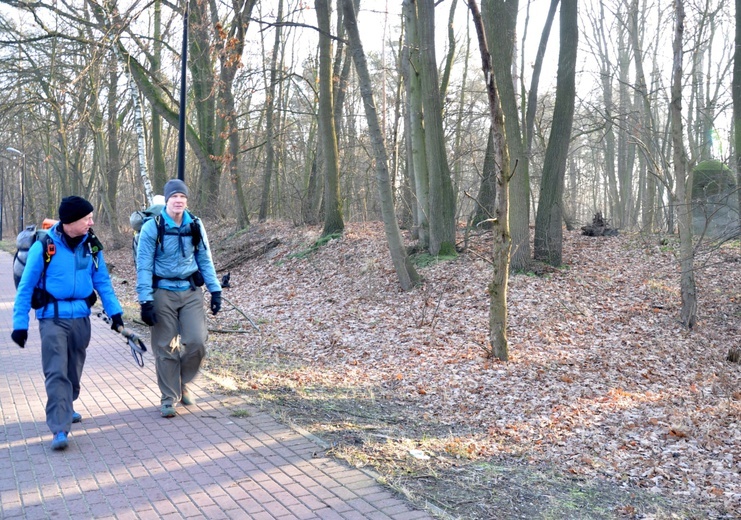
[
  {"xmin": 64, "ymin": 212, "xmax": 94, "ymax": 238},
  {"xmin": 166, "ymin": 193, "xmax": 188, "ymax": 216}
]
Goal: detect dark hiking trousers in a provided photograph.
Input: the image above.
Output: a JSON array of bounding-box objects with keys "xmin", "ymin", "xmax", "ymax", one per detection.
[{"xmin": 39, "ymin": 317, "xmax": 91, "ymax": 435}]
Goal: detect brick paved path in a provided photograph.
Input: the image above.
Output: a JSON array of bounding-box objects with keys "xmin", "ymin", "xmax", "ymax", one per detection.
[{"xmin": 0, "ymin": 251, "xmax": 435, "ymax": 519}]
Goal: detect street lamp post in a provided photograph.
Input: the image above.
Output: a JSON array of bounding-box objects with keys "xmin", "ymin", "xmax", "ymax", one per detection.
[{"xmin": 6, "ymin": 147, "xmax": 25, "ymax": 233}]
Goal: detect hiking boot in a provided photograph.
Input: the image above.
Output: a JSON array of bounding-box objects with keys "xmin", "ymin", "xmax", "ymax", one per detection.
[
  {"xmin": 160, "ymin": 404, "xmax": 177, "ymax": 418},
  {"xmin": 51, "ymin": 432, "xmax": 68, "ymax": 450},
  {"xmin": 72, "ymin": 412, "xmax": 82, "ymax": 423},
  {"xmin": 180, "ymin": 387, "xmax": 195, "ymax": 406}
]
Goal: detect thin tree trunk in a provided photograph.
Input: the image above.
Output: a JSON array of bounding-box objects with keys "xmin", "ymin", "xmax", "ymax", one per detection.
[
  {"xmin": 631, "ymin": 0, "xmax": 660, "ymax": 233},
  {"xmin": 219, "ymin": 0, "xmax": 256, "ymax": 228},
  {"xmin": 484, "ymin": 0, "xmax": 529, "ymax": 271},
  {"xmin": 403, "ymin": 0, "xmax": 430, "ymax": 248},
  {"xmin": 671, "ymin": 0, "xmax": 697, "ymax": 329},
  {"xmin": 468, "ymin": 0, "xmax": 512, "ymax": 361},
  {"xmin": 734, "ymin": 0, "xmax": 741, "ymax": 230},
  {"xmin": 259, "ymin": 0, "xmax": 283, "ymax": 221},
  {"xmin": 150, "ymin": 0, "xmax": 167, "ymax": 194},
  {"xmin": 534, "ymin": 0, "xmax": 578, "ymax": 266},
  {"xmin": 316, "ymin": 0, "xmax": 345, "ymax": 236},
  {"xmin": 440, "ymin": 0, "xmax": 458, "ymax": 101},
  {"xmin": 341, "ymin": 0, "xmax": 420, "ymax": 290},
  {"xmin": 105, "ymin": 55, "xmax": 124, "ymax": 247},
  {"xmin": 418, "ymin": 0, "xmax": 456, "ymax": 255},
  {"xmin": 472, "ymin": 128, "xmax": 497, "ymax": 228}
]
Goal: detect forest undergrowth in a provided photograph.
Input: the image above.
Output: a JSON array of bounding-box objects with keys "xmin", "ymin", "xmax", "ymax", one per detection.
[{"xmin": 106, "ymin": 220, "xmax": 741, "ymax": 520}]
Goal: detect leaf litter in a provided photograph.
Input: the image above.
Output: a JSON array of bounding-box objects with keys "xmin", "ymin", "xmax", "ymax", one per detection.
[{"xmin": 107, "ymin": 221, "xmax": 741, "ymax": 519}]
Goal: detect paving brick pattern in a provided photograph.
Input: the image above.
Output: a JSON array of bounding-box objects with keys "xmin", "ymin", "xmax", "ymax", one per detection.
[{"xmin": 0, "ymin": 252, "xmax": 435, "ymax": 519}]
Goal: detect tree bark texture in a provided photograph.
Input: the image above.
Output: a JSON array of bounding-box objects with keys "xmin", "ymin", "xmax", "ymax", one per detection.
[
  {"xmin": 341, "ymin": 0, "xmax": 420, "ymax": 291},
  {"xmin": 735, "ymin": 0, "xmax": 741, "ymax": 230},
  {"xmin": 483, "ymin": 0, "xmax": 530, "ymax": 271},
  {"xmin": 468, "ymin": 0, "xmax": 512, "ymax": 361},
  {"xmin": 534, "ymin": 0, "xmax": 578, "ymax": 267},
  {"xmin": 316, "ymin": 0, "xmax": 345, "ymax": 237},
  {"xmin": 403, "ymin": 0, "xmax": 430, "ymax": 248},
  {"xmin": 418, "ymin": 0, "xmax": 457, "ymax": 256},
  {"xmin": 259, "ymin": 0, "xmax": 283, "ymax": 222},
  {"xmin": 671, "ymin": 0, "xmax": 697, "ymax": 329}
]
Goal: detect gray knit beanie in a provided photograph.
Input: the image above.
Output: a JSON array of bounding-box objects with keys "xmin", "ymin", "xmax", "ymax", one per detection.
[{"xmin": 164, "ymin": 179, "xmax": 189, "ymax": 201}]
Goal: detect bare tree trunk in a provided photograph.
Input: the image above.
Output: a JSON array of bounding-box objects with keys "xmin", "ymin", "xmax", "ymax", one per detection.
[
  {"xmin": 735, "ymin": 0, "xmax": 741, "ymax": 230},
  {"xmin": 418, "ymin": 0, "xmax": 456, "ymax": 255},
  {"xmin": 472, "ymin": 128, "xmax": 497, "ymax": 228},
  {"xmin": 468, "ymin": 0, "xmax": 512, "ymax": 361},
  {"xmin": 521, "ymin": 0, "xmax": 559, "ymax": 265},
  {"xmin": 259, "ymin": 0, "xmax": 284, "ymax": 222},
  {"xmin": 189, "ymin": 0, "xmax": 219, "ymax": 208},
  {"xmin": 403, "ymin": 0, "xmax": 430, "ymax": 248},
  {"xmin": 217, "ymin": 0, "xmax": 257, "ymax": 228},
  {"xmin": 316, "ymin": 0, "xmax": 345, "ymax": 236},
  {"xmin": 484, "ymin": 0, "xmax": 530, "ymax": 271},
  {"xmin": 671, "ymin": 0, "xmax": 697, "ymax": 329},
  {"xmin": 534, "ymin": 0, "xmax": 578, "ymax": 266},
  {"xmin": 587, "ymin": 1, "xmax": 620, "ymax": 225},
  {"xmin": 630, "ymin": 0, "xmax": 660, "ymax": 233},
  {"xmin": 150, "ymin": 0, "xmax": 166, "ymax": 194},
  {"xmin": 439, "ymin": 0, "xmax": 458, "ymax": 101},
  {"xmin": 105, "ymin": 55, "xmax": 124, "ymax": 247},
  {"xmin": 341, "ymin": 0, "xmax": 420, "ymax": 291},
  {"xmin": 617, "ymin": 4, "xmax": 633, "ymax": 229}
]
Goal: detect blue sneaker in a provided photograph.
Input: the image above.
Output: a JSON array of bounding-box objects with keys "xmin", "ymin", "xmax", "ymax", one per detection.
[
  {"xmin": 51, "ymin": 432, "xmax": 68, "ymax": 450},
  {"xmin": 161, "ymin": 404, "xmax": 177, "ymax": 418},
  {"xmin": 72, "ymin": 412, "xmax": 82, "ymax": 423}
]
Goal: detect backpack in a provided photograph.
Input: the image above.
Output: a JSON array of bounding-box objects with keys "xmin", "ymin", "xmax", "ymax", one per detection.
[
  {"xmin": 13, "ymin": 219, "xmax": 57, "ymax": 288},
  {"xmin": 13, "ymin": 219, "xmax": 102, "ymax": 313},
  {"xmin": 130, "ymin": 205, "xmax": 203, "ymax": 269}
]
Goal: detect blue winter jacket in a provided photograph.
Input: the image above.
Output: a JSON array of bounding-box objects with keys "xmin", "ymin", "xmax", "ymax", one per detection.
[
  {"xmin": 13, "ymin": 223, "xmax": 123, "ymax": 330},
  {"xmin": 135, "ymin": 210, "xmax": 221, "ymax": 302}
]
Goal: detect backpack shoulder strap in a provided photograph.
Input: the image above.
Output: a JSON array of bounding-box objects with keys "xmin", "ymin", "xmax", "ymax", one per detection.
[
  {"xmin": 155, "ymin": 215, "xmax": 166, "ymax": 252},
  {"xmin": 156, "ymin": 211, "xmax": 203, "ymax": 252},
  {"xmin": 84, "ymin": 229, "xmax": 103, "ymax": 270},
  {"xmin": 189, "ymin": 212, "xmax": 203, "ymax": 250},
  {"xmin": 39, "ymin": 233, "xmax": 55, "ymax": 289}
]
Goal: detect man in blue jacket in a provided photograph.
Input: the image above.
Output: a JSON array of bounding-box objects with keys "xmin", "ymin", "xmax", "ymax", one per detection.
[
  {"xmin": 136, "ymin": 179, "xmax": 221, "ymax": 418},
  {"xmin": 11, "ymin": 196, "xmax": 124, "ymax": 450}
]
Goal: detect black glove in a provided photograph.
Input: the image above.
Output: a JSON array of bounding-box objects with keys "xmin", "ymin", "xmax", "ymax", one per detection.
[
  {"xmin": 11, "ymin": 329, "xmax": 28, "ymax": 348},
  {"xmin": 140, "ymin": 302, "xmax": 157, "ymax": 326},
  {"xmin": 210, "ymin": 291, "xmax": 222, "ymax": 315},
  {"xmin": 110, "ymin": 313, "xmax": 124, "ymax": 332}
]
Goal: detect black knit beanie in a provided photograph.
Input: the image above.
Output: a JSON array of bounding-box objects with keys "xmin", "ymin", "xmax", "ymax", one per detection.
[
  {"xmin": 164, "ymin": 179, "xmax": 189, "ymax": 201},
  {"xmin": 58, "ymin": 196, "xmax": 94, "ymax": 224}
]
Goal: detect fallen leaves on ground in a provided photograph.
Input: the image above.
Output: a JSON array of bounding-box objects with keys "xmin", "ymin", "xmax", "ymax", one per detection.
[{"xmin": 107, "ymin": 221, "xmax": 741, "ymax": 519}]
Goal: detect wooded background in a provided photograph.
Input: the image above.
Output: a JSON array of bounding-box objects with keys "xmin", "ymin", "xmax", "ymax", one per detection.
[{"xmin": 0, "ymin": 0, "xmax": 737, "ymax": 267}]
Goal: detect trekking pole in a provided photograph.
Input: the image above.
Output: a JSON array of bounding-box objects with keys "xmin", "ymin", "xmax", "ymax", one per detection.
[
  {"xmin": 221, "ymin": 295, "xmax": 261, "ymax": 334},
  {"xmin": 96, "ymin": 312, "xmax": 148, "ymax": 368}
]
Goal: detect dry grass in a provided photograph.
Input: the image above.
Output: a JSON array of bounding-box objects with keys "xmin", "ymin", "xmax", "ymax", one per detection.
[{"xmin": 104, "ymin": 220, "xmax": 741, "ymax": 520}]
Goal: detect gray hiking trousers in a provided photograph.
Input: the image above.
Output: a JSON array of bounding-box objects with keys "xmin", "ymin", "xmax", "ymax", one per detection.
[
  {"xmin": 39, "ymin": 317, "xmax": 91, "ymax": 434},
  {"xmin": 151, "ymin": 288, "xmax": 207, "ymax": 406}
]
